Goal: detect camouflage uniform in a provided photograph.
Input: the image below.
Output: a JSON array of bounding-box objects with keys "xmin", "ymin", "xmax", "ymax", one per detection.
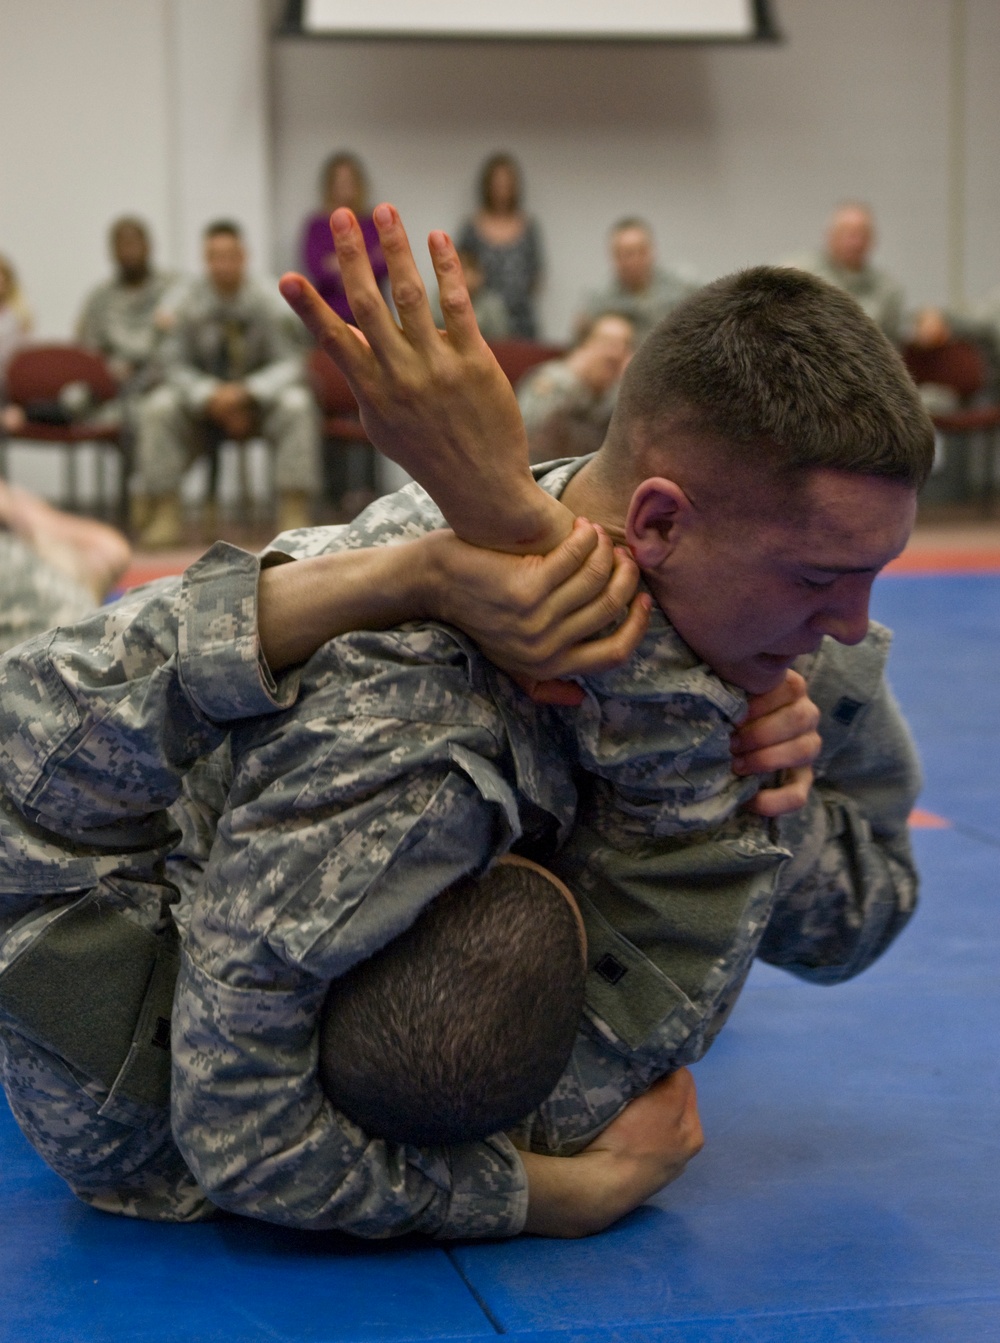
[
  {"xmin": 77, "ymin": 271, "xmax": 182, "ymax": 391},
  {"xmin": 0, "ymin": 459, "xmax": 921, "ymax": 1234},
  {"xmin": 134, "ymin": 277, "xmax": 320, "ymax": 496},
  {"xmin": 579, "ymin": 268, "xmax": 697, "ymax": 346},
  {"xmin": 0, "ymin": 532, "xmax": 94, "ymax": 656},
  {"xmin": 517, "ymin": 360, "xmax": 619, "ymax": 464}
]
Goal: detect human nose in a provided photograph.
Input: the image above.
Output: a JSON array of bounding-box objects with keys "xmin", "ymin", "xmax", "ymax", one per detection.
[{"xmin": 809, "ymin": 580, "xmax": 872, "ymax": 646}]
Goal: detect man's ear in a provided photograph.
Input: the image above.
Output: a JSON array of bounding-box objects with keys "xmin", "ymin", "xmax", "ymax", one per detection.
[{"xmin": 625, "ymin": 477, "xmax": 692, "ymax": 570}]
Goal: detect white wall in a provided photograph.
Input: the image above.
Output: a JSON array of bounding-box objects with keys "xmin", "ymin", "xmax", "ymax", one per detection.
[
  {"xmin": 0, "ymin": 0, "xmax": 270, "ymax": 340},
  {"xmin": 2, "ymin": 1, "xmax": 1000, "ymax": 353},
  {"xmin": 270, "ymin": 0, "xmax": 1000, "ymax": 340}
]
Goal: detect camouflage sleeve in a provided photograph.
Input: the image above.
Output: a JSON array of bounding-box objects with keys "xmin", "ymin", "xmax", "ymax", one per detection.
[
  {"xmin": 170, "ymin": 625, "xmax": 530, "ymax": 1239},
  {"xmin": 76, "ymin": 286, "xmax": 103, "ymax": 350},
  {"xmin": 0, "ymin": 542, "xmax": 299, "ymax": 846},
  {"xmin": 171, "ymin": 952, "xmax": 527, "ymax": 1239},
  {"xmin": 757, "ymin": 628, "xmax": 921, "ymax": 982},
  {"xmin": 516, "ymin": 361, "xmax": 590, "ymax": 438}
]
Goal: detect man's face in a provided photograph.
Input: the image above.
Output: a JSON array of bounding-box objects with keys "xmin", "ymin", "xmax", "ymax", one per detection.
[
  {"xmin": 640, "ymin": 467, "xmax": 916, "ymax": 695},
  {"xmin": 112, "ymin": 224, "xmax": 150, "ymax": 283},
  {"xmin": 826, "ymin": 208, "xmax": 874, "ymax": 272},
  {"xmin": 204, "ymin": 233, "xmax": 246, "ymax": 295},
  {"xmin": 584, "ymin": 315, "xmax": 635, "ymax": 381},
  {"xmin": 612, "ymin": 227, "xmax": 655, "ymax": 293}
]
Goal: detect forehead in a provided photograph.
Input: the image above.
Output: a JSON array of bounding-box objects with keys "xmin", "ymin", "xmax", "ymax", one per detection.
[
  {"xmin": 205, "ymin": 233, "xmax": 241, "ymax": 254},
  {"xmin": 593, "ymin": 315, "xmax": 633, "ymax": 341},
  {"xmin": 831, "ymin": 208, "xmax": 871, "ymax": 233},
  {"xmin": 759, "ymin": 469, "xmax": 915, "ymax": 568},
  {"xmin": 114, "ymin": 224, "xmax": 146, "ymax": 246},
  {"xmin": 614, "ymin": 227, "xmax": 651, "ymax": 251}
]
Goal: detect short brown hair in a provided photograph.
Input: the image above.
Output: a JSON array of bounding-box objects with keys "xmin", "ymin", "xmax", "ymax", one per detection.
[
  {"xmin": 318, "ymin": 861, "xmax": 584, "ymax": 1146},
  {"xmin": 608, "ymin": 265, "xmax": 934, "ymax": 488},
  {"xmin": 479, "ymin": 152, "xmax": 522, "ymax": 211}
]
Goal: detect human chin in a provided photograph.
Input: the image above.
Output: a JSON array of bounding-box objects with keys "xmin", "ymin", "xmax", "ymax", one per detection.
[{"xmin": 716, "ymin": 651, "xmax": 794, "ymax": 695}]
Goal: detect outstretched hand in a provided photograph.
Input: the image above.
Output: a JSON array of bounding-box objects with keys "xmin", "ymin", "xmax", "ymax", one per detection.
[{"xmin": 279, "ymin": 204, "xmax": 570, "ymax": 554}]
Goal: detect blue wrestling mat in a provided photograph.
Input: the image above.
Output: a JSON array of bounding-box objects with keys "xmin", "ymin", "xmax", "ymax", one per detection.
[{"xmin": 2, "ymin": 574, "xmax": 998, "ymax": 1343}]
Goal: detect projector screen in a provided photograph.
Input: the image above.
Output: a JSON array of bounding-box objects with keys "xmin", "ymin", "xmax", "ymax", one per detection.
[{"xmin": 288, "ymin": 0, "xmax": 778, "ymax": 42}]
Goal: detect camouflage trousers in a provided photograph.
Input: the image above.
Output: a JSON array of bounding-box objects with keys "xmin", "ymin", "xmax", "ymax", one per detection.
[
  {"xmin": 135, "ymin": 383, "xmax": 321, "ymax": 495},
  {"xmin": 0, "ymin": 890, "xmax": 214, "ymax": 1222},
  {"xmin": 0, "ymin": 1025, "xmax": 212, "ymax": 1221}
]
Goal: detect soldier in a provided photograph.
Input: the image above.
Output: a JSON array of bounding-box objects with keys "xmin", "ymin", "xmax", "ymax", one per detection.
[
  {"xmin": 786, "ymin": 202, "xmax": 905, "ymax": 345},
  {"xmin": 77, "ymin": 217, "xmax": 181, "ymax": 395},
  {"xmin": 132, "ymin": 220, "xmax": 320, "ymax": 548},
  {"xmin": 578, "ymin": 219, "xmax": 697, "ymax": 346},
  {"xmin": 517, "ymin": 312, "xmax": 634, "ymax": 463},
  {"xmin": 0, "ymin": 205, "xmax": 930, "ymax": 1240}
]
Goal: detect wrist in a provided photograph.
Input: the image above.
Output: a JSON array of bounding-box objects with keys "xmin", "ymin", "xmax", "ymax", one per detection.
[
  {"xmin": 452, "ymin": 479, "xmax": 572, "ymax": 556},
  {"xmin": 520, "ymin": 1149, "xmax": 622, "ymax": 1239}
]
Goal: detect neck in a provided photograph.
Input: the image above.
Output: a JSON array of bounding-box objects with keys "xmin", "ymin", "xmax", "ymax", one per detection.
[{"xmin": 557, "ymin": 456, "xmax": 629, "ymax": 543}]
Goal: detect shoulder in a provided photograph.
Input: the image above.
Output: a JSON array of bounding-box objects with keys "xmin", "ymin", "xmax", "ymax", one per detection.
[
  {"xmin": 79, "ymin": 278, "xmax": 114, "ymax": 312},
  {"xmin": 263, "ymin": 483, "xmax": 446, "ymax": 563}
]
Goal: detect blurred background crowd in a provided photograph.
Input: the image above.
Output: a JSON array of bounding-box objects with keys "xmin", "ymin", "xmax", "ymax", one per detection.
[{"xmin": 4, "ymin": 144, "xmax": 994, "ymax": 553}]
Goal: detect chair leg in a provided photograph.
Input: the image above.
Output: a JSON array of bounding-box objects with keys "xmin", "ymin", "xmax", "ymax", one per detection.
[
  {"xmin": 95, "ymin": 449, "xmax": 107, "ymax": 518},
  {"xmin": 984, "ymin": 430, "xmax": 998, "ymax": 518},
  {"xmin": 65, "ymin": 449, "xmax": 79, "ymax": 512}
]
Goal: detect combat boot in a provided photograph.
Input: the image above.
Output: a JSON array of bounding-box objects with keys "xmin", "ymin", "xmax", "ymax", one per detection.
[
  {"xmin": 129, "ymin": 493, "xmax": 152, "ymax": 534},
  {"xmin": 139, "ymin": 493, "xmax": 183, "ymax": 549},
  {"xmin": 276, "ymin": 490, "xmax": 311, "ymax": 533}
]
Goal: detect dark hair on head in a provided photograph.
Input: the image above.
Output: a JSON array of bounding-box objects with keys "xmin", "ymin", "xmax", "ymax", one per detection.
[
  {"xmin": 479, "ymin": 152, "xmax": 522, "ymax": 210},
  {"xmin": 321, "ymin": 151, "xmax": 369, "ymax": 212},
  {"xmin": 204, "ymin": 219, "xmax": 243, "ymax": 240},
  {"xmin": 608, "ymin": 265, "xmax": 934, "ymax": 489},
  {"xmin": 318, "ymin": 860, "xmax": 585, "ymax": 1146},
  {"xmin": 110, "ymin": 215, "xmax": 149, "ymax": 243}
]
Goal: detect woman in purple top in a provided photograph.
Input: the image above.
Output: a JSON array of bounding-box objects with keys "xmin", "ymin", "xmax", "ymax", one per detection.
[{"xmin": 300, "ymin": 152, "xmax": 388, "ymax": 325}]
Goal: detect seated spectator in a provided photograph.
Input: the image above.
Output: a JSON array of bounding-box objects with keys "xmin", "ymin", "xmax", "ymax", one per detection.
[
  {"xmin": 786, "ymin": 203, "xmax": 904, "ymax": 343},
  {"xmin": 0, "ymin": 253, "xmax": 32, "ymax": 410},
  {"xmin": 458, "ymin": 153, "xmax": 543, "ymax": 338},
  {"xmin": 77, "ymin": 217, "xmax": 182, "ymax": 396},
  {"xmin": 578, "ymin": 219, "xmax": 696, "ymax": 347},
  {"xmin": 430, "ymin": 249, "xmax": 510, "ymax": 340},
  {"xmin": 301, "ymin": 152, "xmax": 388, "ymax": 325},
  {"xmin": 133, "ymin": 220, "xmax": 320, "ymax": 548},
  {"xmin": 0, "ymin": 477, "xmax": 130, "ymax": 654},
  {"xmin": 517, "ymin": 312, "xmax": 634, "ymax": 463}
]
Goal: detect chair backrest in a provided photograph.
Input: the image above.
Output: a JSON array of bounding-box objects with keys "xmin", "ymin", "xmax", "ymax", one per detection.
[
  {"xmin": 307, "ymin": 347, "xmax": 361, "ymax": 416},
  {"xmin": 901, "ymin": 339, "xmax": 987, "ymax": 402},
  {"xmin": 5, "ymin": 344, "xmax": 119, "ymax": 407},
  {"xmin": 488, "ymin": 339, "xmax": 566, "ymax": 389}
]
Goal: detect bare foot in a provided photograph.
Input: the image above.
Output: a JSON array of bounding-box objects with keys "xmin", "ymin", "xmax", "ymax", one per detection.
[
  {"xmin": 0, "ymin": 404, "xmax": 27, "ymax": 434},
  {"xmin": 0, "ymin": 480, "xmax": 131, "ymax": 601}
]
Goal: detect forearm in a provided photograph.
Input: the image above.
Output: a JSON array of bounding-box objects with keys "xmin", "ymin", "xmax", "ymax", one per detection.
[
  {"xmin": 171, "ymin": 954, "xmax": 528, "ymax": 1239},
  {"xmin": 758, "ymin": 784, "xmax": 918, "ymax": 982},
  {"xmin": 761, "ymin": 637, "xmax": 923, "ymax": 981},
  {"xmin": 258, "ymin": 539, "xmax": 437, "ymax": 672}
]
